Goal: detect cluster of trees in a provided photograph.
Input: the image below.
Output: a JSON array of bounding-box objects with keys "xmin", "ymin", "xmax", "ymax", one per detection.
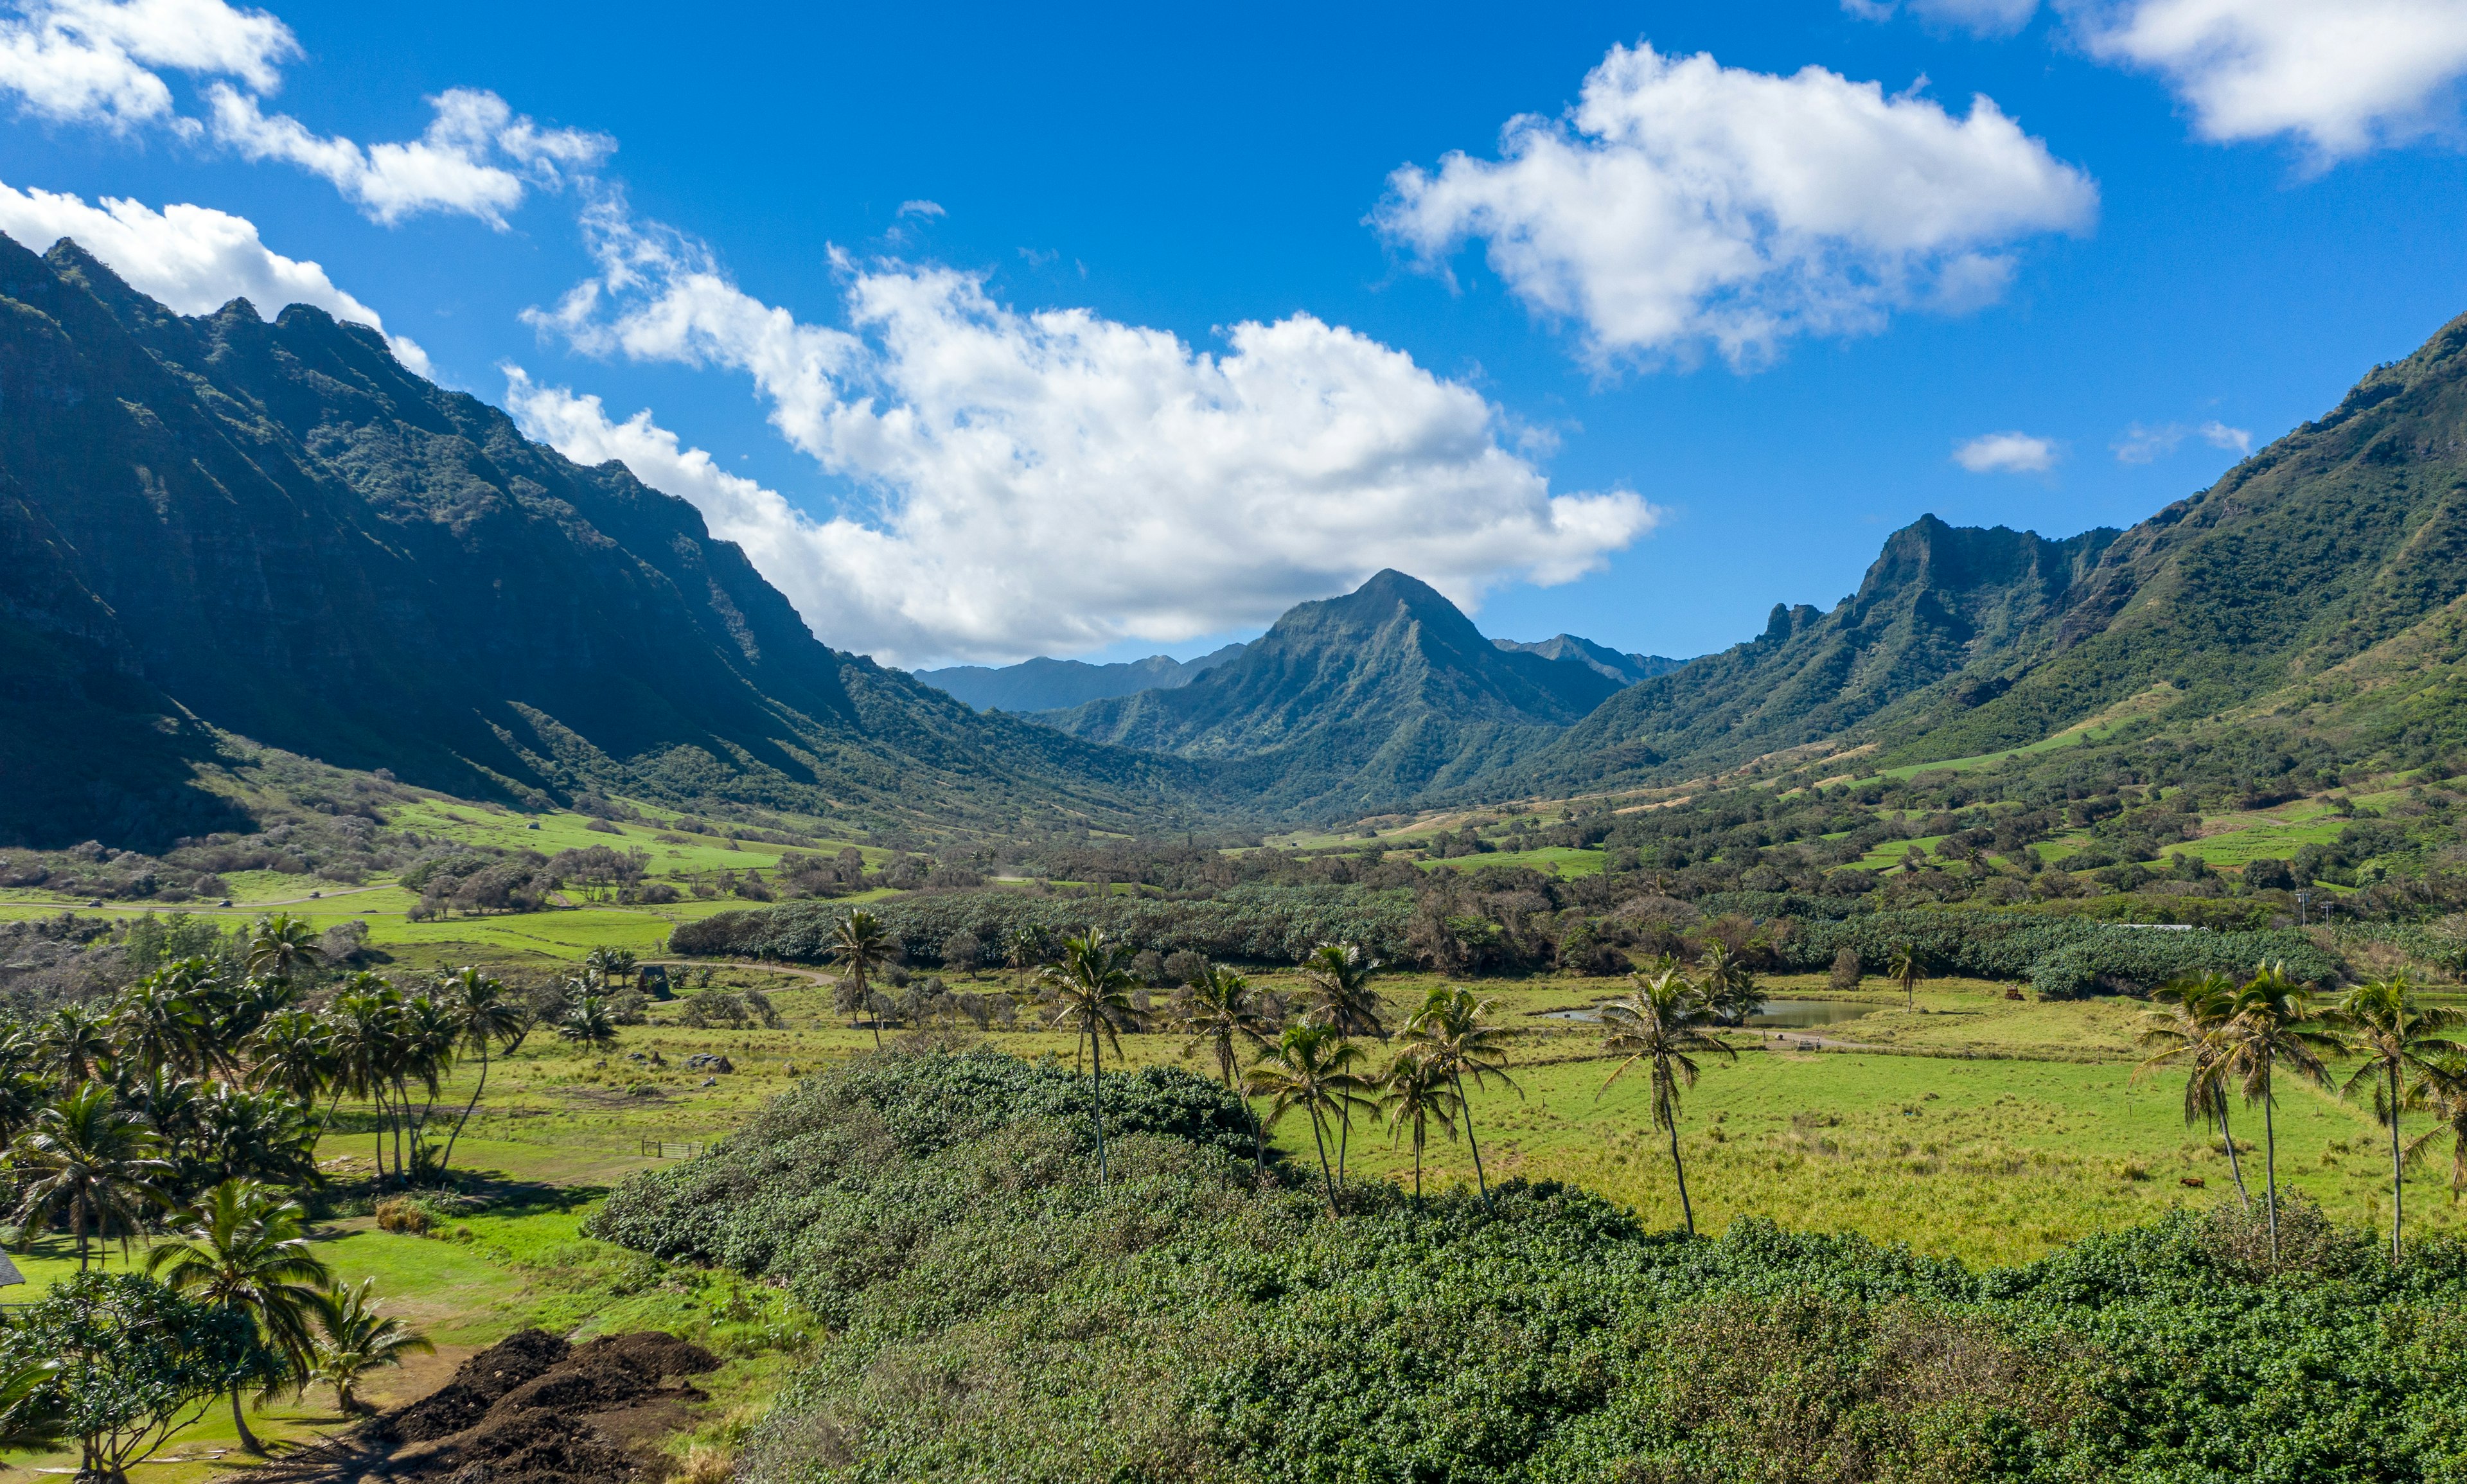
[
  {"xmin": 2138, "ymin": 966, "xmax": 2467, "ymax": 1262},
  {"xmin": 0, "ymin": 1183, "xmax": 433, "ymax": 1474},
  {"xmin": 0, "ymin": 912, "xmax": 479, "ymax": 1476}
]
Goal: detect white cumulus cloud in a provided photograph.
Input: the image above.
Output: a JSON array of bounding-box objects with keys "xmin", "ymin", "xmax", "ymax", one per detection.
[
  {"xmin": 0, "ymin": 177, "xmax": 426, "ymax": 370},
  {"xmin": 206, "ymin": 84, "xmax": 610, "ymax": 227},
  {"xmin": 0, "ymin": 0, "xmax": 607, "ymax": 225},
  {"xmin": 2076, "ymin": 0, "xmax": 2467, "ymax": 161},
  {"xmin": 1954, "ymin": 430, "xmax": 2057, "ymax": 472},
  {"xmin": 1372, "ymin": 42, "xmax": 2096, "ymax": 370},
  {"xmin": 0, "ymin": 0, "xmax": 292, "ymax": 131},
  {"xmin": 511, "ymin": 208, "xmax": 1658, "ymax": 666}
]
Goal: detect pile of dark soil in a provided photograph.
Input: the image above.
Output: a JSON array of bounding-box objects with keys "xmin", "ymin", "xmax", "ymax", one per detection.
[{"xmin": 376, "ymin": 1329, "xmax": 720, "ymax": 1484}]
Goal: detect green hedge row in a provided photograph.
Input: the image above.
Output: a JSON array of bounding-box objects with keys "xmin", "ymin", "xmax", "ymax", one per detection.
[
  {"xmin": 1773, "ymin": 910, "xmax": 2340, "ymax": 998},
  {"xmin": 670, "ymin": 883, "xmax": 1417, "ymax": 966}
]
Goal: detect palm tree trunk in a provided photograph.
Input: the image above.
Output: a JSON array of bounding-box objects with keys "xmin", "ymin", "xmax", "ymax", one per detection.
[
  {"xmin": 1412, "ymin": 1126, "xmax": 1424, "ymax": 1208},
  {"xmin": 441, "ymin": 1045, "xmax": 490, "ymax": 1178},
  {"xmin": 1090, "ymin": 1021, "xmax": 1108, "ymax": 1186},
  {"xmin": 231, "ymin": 1387, "xmax": 265, "ymax": 1456},
  {"xmin": 392, "ymin": 1077, "xmax": 411, "ymax": 1185},
  {"xmin": 1452, "ymin": 1070, "xmax": 1494, "ymax": 1214},
  {"xmin": 1337, "ymin": 1105, "xmax": 1350, "ymax": 1183},
  {"xmin": 1307, "ymin": 1108, "xmax": 1337, "ymax": 1215},
  {"xmin": 2263, "ymin": 1075, "xmax": 2280, "ymax": 1262},
  {"xmin": 1667, "ymin": 1114, "xmax": 1696, "ymax": 1237},
  {"xmin": 2218, "ymin": 1100, "xmax": 2250, "ymax": 1207},
  {"xmin": 1228, "ymin": 1055, "xmax": 1266, "ymax": 1179},
  {"xmin": 2391, "ymin": 1061, "xmax": 2405, "ymax": 1264}
]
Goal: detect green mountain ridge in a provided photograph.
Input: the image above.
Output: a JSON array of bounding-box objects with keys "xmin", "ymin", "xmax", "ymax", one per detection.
[
  {"xmin": 1043, "ymin": 570, "xmax": 1625, "ymax": 816},
  {"xmin": 1469, "ymin": 310, "xmax": 2467, "ymax": 803},
  {"xmin": 0, "ymin": 233, "xmax": 1202, "ymax": 848}
]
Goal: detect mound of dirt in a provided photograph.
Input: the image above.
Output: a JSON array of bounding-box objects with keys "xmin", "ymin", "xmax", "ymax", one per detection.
[
  {"xmin": 390, "ymin": 1330, "xmax": 574, "ymax": 1443},
  {"xmin": 378, "ymin": 1330, "xmax": 720, "ymax": 1484}
]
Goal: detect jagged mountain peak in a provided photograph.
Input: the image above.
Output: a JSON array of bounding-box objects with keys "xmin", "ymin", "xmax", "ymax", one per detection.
[
  {"xmin": 1039, "ymin": 570, "xmax": 1624, "ymax": 814},
  {"xmin": 0, "ymin": 228, "xmax": 1195, "ymax": 845}
]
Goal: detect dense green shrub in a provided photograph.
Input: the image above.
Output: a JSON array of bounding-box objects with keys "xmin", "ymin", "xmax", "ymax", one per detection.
[
  {"xmin": 1772, "ymin": 910, "xmax": 2340, "ymax": 997},
  {"xmin": 595, "ymin": 1048, "xmax": 2467, "ymax": 1484},
  {"xmin": 583, "ymin": 1048, "xmax": 1260, "ymax": 1288},
  {"xmin": 670, "ymin": 883, "xmax": 1417, "ymax": 966}
]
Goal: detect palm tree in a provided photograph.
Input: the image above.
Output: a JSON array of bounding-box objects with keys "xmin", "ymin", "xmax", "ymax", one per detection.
[
  {"xmin": 583, "ymin": 946, "xmax": 639, "ymax": 992},
  {"xmin": 111, "ymin": 966, "xmax": 209, "ymax": 1079},
  {"xmin": 0, "ymin": 1357, "xmax": 64, "ymax": 1456},
  {"xmin": 148, "ymin": 1178, "xmax": 333, "ymax": 1454},
  {"xmin": 1693, "ymin": 943, "xmax": 1765, "ymax": 1026},
  {"xmin": 437, "ymin": 968, "xmax": 526, "ymax": 1178},
  {"xmin": 190, "ymin": 1082, "xmax": 321, "ymax": 1190},
  {"xmin": 1005, "ymin": 925, "xmax": 1047, "ymax": 991},
  {"xmin": 247, "ymin": 912, "xmax": 324, "ymax": 984},
  {"xmin": 1299, "ymin": 942, "xmax": 1386, "ymax": 1174},
  {"xmin": 1401, "ymin": 985, "xmax": 1521, "ymax": 1213},
  {"xmin": 37, "ymin": 1004, "xmax": 111, "ymax": 1085},
  {"xmin": 2226, "ymin": 962, "xmax": 2342, "ymax": 1260},
  {"xmin": 2136, "ymin": 971, "xmax": 2251, "ymax": 1206},
  {"xmin": 1171, "ymin": 960, "xmax": 1277, "ymax": 1173},
  {"xmin": 1299, "ymin": 942, "xmax": 1386, "ymax": 1039},
  {"xmin": 10, "ymin": 1083, "xmax": 172, "ymax": 1268},
  {"xmin": 246, "ymin": 1008, "xmax": 335, "ymax": 1106},
  {"xmin": 1377, "ymin": 1048, "xmax": 1461, "ymax": 1209},
  {"xmin": 556, "ymin": 989, "xmax": 619, "ymax": 1053},
  {"xmin": 214, "ymin": 975, "xmax": 296, "ymax": 1068},
  {"xmin": 1886, "ymin": 940, "xmax": 1924, "ymax": 1010},
  {"xmin": 831, "ymin": 911, "xmax": 897, "ymax": 1049},
  {"xmin": 1037, "ymin": 930, "xmax": 1144, "ymax": 1184},
  {"xmin": 1244, "ymin": 1024, "xmax": 1374, "ymax": 1215},
  {"xmin": 2324, "ymin": 973, "xmax": 2462, "ymax": 1262},
  {"xmin": 2404, "ymin": 1052, "xmax": 2467, "ymax": 1205},
  {"xmin": 1598, "ymin": 967, "xmax": 1735, "ymax": 1237},
  {"xmin": 326, "ymin": 980, "xmax": 408, "ymax": 1184},
  {"xmin": 311, "ymin": 1278, "xmax": 434, "ymax": 1413},
  {"xmin": 394, "ymin": 995, "xmax": 459, "ymax": 1174}
]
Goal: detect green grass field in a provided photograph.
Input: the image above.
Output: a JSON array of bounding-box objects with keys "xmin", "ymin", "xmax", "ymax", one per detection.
[
  {"xmin": 10, "ymin": 952, "xmax": 2459, "ymax": 1483},
  {"xmin": 1422, "ymin": 845, "xmax": 1606, "ymax": 877}
]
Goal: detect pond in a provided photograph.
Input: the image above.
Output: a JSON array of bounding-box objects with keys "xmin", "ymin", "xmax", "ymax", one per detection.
[{"xmin": 1539, "ymin": 998, "xmax": 1877, "ymax": 1029}]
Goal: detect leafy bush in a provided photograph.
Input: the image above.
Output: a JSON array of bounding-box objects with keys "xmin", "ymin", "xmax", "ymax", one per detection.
[{"xmin": 585, "ymin": 1048, "xmax": 1259, "ymax": 1286}]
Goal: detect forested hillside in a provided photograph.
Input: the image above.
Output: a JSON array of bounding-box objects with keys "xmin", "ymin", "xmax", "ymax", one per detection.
[
  {"xmin": 1045, "ymin": 570, "xmax": 1624, "ymax": 814},
  {"xmin": 0, "ymin": 233, "xmax": 1199, "ymax": 849},
  {"xmin": 1498, "ymin": 311, "xmax": 2467, "ymax": 799}
]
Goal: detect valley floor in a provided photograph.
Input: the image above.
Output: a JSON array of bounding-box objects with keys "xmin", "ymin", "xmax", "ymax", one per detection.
[{"xmin": 9, "ymin": 959, "xmax": 2457, "ymax": 1481}]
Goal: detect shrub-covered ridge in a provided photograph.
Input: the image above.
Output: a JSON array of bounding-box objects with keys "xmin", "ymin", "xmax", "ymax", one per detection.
[{"xmin": 592, "ymin": 1048, "xmax": 2467, "ymax": 1483}]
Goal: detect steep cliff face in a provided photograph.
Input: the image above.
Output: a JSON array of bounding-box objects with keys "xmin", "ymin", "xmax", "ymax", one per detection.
[
  {"xmin": 0, "ymin": 233, "xmax": 1187, "ymax": 847},
  {"xmin": 1042, "ymin": 570, "xmax": 1622, "ymax": 814},
  {"xmin": 1494, "ymin": 517, "xmax": 2120, "ymax": 796},
  {"xmin": 1891, "ymin": 312, "xmax": 2467, "ymax": 763}
]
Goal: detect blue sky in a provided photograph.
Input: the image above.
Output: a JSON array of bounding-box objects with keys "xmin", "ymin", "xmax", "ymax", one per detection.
[{"xmin": 6, "ymin": 0, "xmax": 2467, "ymax": 667}]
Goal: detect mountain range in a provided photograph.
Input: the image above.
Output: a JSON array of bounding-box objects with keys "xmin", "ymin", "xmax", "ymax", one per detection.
[
  {"xmin": 0, "ymin": 232, "xmax": 1196, "ymax": 848},
  {"xmin": 1040, "ymin": 570, "xmax": 1631, "ymax": 814},
  {"xmin": 914, "ymin": 644, "xmax": 1248, "ymax": 712},
  {"xmin": 12, "ymin": 220, "xmax": 2467, "ymax": 849},
  {"xmin": 916, "ymin": 631, "xmax": 1677, "ymax": 716}
]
